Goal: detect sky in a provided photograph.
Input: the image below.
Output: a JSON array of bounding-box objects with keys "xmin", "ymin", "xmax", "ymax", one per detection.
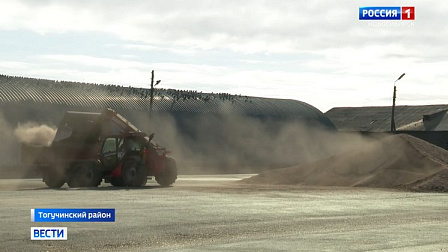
[{"xmin": 0, "ymin": 0, "xmax": 447, "ymax": 112}]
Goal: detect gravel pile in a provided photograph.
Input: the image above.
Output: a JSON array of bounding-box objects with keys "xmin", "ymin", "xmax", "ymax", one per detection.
[{"xmin": 242, "ymin": 134, "xmax": 448, "ymax": 192}]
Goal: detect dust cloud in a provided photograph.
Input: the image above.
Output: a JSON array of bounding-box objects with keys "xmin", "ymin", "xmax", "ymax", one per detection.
[
  {"xmin": 0, "ymin": 109, "xmax": 57, "ymax": 179},
  {"xmin": 14, "ymin": 123, "xmax": 56, "ymax": 147},
  {"xmin": 0, "ymin": 111, "xmax": 24, "ymax": 180},
  {"xmin": 131, "ymin": 111, "xmax": 376, "ymax": 175},
  {"xmin": 0, "ymin": 111, "xmax": 16, "ymax": 167}
]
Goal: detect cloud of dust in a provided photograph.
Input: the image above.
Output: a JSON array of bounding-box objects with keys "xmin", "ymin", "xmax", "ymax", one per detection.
[
  {"xmin": 0, "ymin": 111, "xmax": 22, "ymax": 181},
  {"xmin": 0, "ymin": 105, "xmax": 379, "ymax": 179},
  {"xmin": 0, "ymin": 112, "xmax": 58, "ymax": 181},
  {"xmin": 130, "ymin": 111, "xmax": 377, "ymax": 175},
  {"xmin": 14, "ymin": 123, "xmax": 57, "ymax": 147},
  {"xmin": 0, "ymin": 111, "xmax": 15, "ymax": 164}
]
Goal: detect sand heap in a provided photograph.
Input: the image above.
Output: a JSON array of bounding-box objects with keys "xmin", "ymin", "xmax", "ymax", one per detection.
[{"xmin": 242, "ymin": 134, "xmax": 448, "ymax": 192}]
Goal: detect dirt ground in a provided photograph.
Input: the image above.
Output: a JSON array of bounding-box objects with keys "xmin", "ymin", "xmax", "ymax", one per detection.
[{"xmin": 1, "ymin": 176, "xmax": 448, "ymax": 251}]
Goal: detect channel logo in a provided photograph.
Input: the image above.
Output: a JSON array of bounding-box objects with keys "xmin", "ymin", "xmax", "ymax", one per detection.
[
  {"xmin": 31, "ymin": 227, "xmax": 67, "ymax": 240},
  {"xmin": 359, "ymin": 7, "xmax": 415, "ymax": 20}
]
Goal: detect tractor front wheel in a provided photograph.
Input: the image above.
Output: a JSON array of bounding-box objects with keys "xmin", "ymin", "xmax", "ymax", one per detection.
[
  {"xmin": 43, "ymin": 169, "xmax": 65, "ymax": 188},
  {"xmin": 122, "ymin": 159, "xmax": 147, "ymax": 187},
  {"xmin": 68, "ymin": 163, "xmax": 102, "ymax": 188},
  {"xmin": 156, "ymin": 156, "xmax": 177, "ymax": 187}
]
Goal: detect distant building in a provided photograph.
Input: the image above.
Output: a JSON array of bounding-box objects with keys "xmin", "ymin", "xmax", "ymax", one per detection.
[{"xmin": 326, "ymin": 105, "xmax": 448, "ymax": 149}]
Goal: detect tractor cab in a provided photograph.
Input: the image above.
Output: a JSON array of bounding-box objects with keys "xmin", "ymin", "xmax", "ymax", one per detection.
[{"xmin": 99, "ymin": 133, "xmax": 148, "ymax": 171}]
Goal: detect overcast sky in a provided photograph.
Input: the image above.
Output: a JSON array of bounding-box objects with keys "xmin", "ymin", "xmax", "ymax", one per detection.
[{"xmin": 0, "ymin": 0, "xmax": 447, "ymax": 112}]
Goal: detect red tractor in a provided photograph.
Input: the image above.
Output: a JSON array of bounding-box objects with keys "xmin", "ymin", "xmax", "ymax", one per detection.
[{"xmin": 24, "ymin": 108, "xmax": 177, "ymax": 188}]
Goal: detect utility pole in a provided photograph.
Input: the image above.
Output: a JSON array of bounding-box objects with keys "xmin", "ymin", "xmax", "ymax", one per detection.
[
  {"xmin": 149, "ymin": 70, "xmax": 161, "ymax": 119},
  {"xmin": 149, "ymin": 70, "xmax": 154, "ymax": 119},
  {"xmin": 391, "ymin": 85, "xmax": 397, "ymax": 132},
  {"xmin": 391, "ymin": 73, "xmax": 405, "ymax": 133}
]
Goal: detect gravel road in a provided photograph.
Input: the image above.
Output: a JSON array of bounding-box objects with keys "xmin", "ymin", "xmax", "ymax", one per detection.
[{"xmin": 1, "ymin": 175, "xmax": 448, "ymax": 251}]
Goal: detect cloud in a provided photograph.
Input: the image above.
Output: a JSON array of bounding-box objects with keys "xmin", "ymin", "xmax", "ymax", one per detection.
[
  {"xmin": 0, "ymin": 61, "xmax": 33, "ymax": 70},
  {"xmin": 122, "ymin": 44, "xmax": 196, "ymax": 56},
  {"xmin": 0, "ymin": 0, "xmax": 448, "ymax": 112},
  {"xmin": 2, "ymin": 0, "xmax": 447, "ymax": 55},
  {"xmin": 2, "ymin": 0, "xmax": 445, "ymax": 53},
  {"xmin": 41, "ymin": 54, "xmax": 150, "ymax": 70}
]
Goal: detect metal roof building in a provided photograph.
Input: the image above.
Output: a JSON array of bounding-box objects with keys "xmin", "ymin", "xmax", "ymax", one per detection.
[
  {"xmin": 325, "ymin": 105, "xmax": 448, "ymax": 132},
  {"xmin": 0, "ymin": 75, "xmax": 335, "ymax": 175},
  {"xmin": 0, "ymin": 75, "xmax": 334, "ymax": 128},
  {"xmin": 325, "ymin": 105, "xmax": 448, "ymax": 151}
]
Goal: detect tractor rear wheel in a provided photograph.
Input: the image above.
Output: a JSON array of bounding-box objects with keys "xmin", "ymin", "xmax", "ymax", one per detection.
[
  {"xmin": 68, "ymin": 163, "xmax": 102, "ymax": 188},
  {"xmin": 43, "ymin": 169, "xmax": 65, "ymax": 188},
  {"xmin": 122, "ymin": 159, "xmax": 147, "ymax": 187},
  {"xmin": 156, "ymin": 156, "xmax": 177, "ymax": 187}
]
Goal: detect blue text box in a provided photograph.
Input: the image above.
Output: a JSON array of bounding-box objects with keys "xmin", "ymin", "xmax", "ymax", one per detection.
[
  {"xmin": 359, "ymin": 7, "xmax": 401, "ymax": 20},
  {"xmin": 31, "ymin": 208, "xmax": 115, "ymax": 222}
]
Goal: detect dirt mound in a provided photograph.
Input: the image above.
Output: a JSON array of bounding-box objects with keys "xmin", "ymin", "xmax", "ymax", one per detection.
[{"xmin": 242, "ymin": 134, "xmax": 448, "ymax": 192}]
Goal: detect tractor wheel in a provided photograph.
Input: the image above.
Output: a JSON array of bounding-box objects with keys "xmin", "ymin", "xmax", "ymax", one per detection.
[
  {"xmin": 122, "ymin": 158, "xmax": 147, "ymax": 187},
  {"xmin": 68, "ymin": 163, "xmax": 102, "ymax": 188},
  {"xmin": 156, "ymin": 156, "xmax": 177, "ymax": 187},
  {"xmin": 43, "ymin": 169, "xmax": 65, "ymax": 188}
]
